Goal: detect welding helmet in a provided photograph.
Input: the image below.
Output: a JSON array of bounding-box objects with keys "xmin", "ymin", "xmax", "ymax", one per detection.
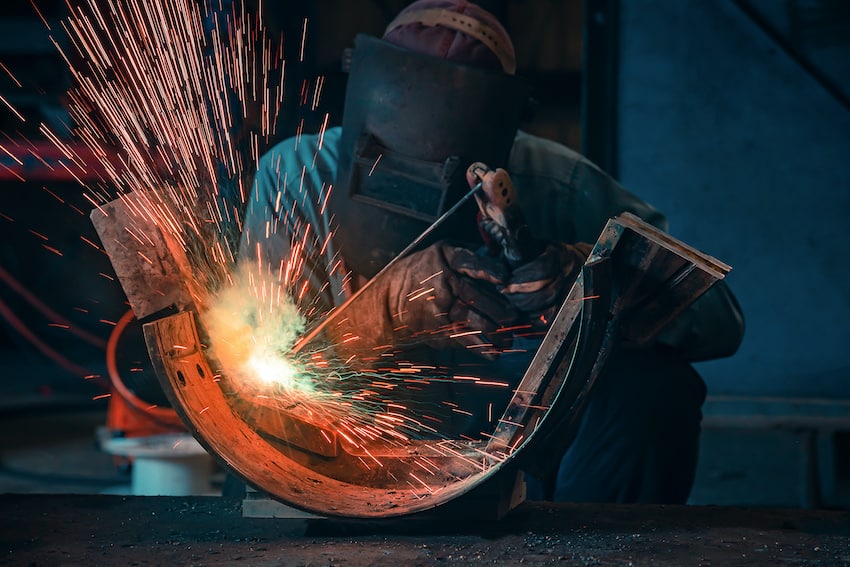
[{"xmin": 332, "ymin": 2, "xmax": 531, "ymax": 278}]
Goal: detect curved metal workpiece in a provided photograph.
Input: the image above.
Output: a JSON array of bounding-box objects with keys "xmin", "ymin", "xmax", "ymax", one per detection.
[
  {"xmin": 134, "ymin": 212, "xmax": 730, "ymax": 519},
  {"xmin": 144, "ymin": 310, "xmax": 507, "ymax": 517},
  {"xmin": 141, "ymin": 266, "xmax": 606, "ymax": 518}
]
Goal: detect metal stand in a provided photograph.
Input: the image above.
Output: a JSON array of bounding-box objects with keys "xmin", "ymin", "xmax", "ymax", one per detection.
[{"xmin": 241, "ymin": 468, "xmax": 526, "ymax": 521}]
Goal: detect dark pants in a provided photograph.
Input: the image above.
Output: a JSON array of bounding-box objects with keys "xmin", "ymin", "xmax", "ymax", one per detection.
[{"xmin": 527, "ymin": 347, "xmax": 707, "ymax": 504}]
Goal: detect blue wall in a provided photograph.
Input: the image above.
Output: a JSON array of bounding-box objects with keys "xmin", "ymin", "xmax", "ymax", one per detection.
[{"xmin": 618, "ymin": 1, "xmax": 850, "ymax": 397}]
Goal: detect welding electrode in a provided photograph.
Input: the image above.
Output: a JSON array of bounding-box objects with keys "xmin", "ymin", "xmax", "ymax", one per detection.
[{"xmin": 290, "ymin": 180, "xmax": 485, "ymax": 354}]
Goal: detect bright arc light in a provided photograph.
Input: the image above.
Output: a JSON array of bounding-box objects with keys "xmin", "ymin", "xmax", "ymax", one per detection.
[{"xmin": 246, "ymin": 350, "xmax": 305, "ymax": 391}]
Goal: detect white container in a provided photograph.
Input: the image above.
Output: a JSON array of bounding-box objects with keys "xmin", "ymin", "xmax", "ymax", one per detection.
[{"xmin": 102, "ymin": 433, "xmax": 212, "ymax": 496}]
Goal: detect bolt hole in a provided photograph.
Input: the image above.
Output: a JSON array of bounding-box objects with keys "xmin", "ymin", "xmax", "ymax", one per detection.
[
  {"xmin": 176, "ymin": 370, "xmax": 186, "ymax": 386},
  {"xmin": 196, "ymin": 364, "xmax": 205, "ymax": 378}
]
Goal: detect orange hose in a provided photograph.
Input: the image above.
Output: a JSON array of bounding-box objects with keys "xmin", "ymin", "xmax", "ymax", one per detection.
[
  {"xmin": 106, "ymin": 308, "xmax": 183, "ymax": 428},
  {"xmin": 0, "ymin": 295, "xmax": 96, "ymax": 380},
  {"xmin": 0, "ymin": 264, "xmax": 107, "ymax": 349}
]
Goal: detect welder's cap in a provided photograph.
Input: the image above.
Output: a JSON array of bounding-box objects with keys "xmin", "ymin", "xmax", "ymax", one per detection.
[{"xmin": 383, "ymin": 0, "xmax": 516, "ymax": 75}]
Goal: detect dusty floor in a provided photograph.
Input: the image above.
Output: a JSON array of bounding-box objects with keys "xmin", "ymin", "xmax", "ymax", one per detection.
[
  {"xmin": 2, "ymin": 494, "xmax": 849, "ymax": 566},
  {"xmin": 1, "ymin": 402, "xmax": 849, "ymax": 565}
]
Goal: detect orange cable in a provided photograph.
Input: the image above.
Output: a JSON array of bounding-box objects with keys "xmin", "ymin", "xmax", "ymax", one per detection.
[{"xmin": 105, "ymin": 308, "xmax": 183, "ymax": 428}]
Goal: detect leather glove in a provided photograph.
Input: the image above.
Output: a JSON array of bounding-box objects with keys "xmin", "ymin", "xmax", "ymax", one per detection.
[
  {"xmin": 465, "ymin": 161, "xmax": 592, "ymax": 327},
  {"xmin": 328, "ymin": 241, "xmax": 520, "ymax": 359},
  {"xmin": 500, "ymin": 241, "xmax": 592, "ymax": 327}
]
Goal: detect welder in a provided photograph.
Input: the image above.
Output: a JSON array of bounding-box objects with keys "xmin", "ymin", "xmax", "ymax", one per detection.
[{"xmin": 239, "ymin": 0, "xmax": 744, "ymax": 504}]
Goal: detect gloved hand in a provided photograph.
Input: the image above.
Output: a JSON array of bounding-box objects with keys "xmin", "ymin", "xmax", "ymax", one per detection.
[
  {"xmin": 465, "ymin": 161, "xmax": 592, "ymax": 327},
  {"xmin": 500, "ymin": 241, "xmax": 592, "ymax": 327},
  {"xmin": 328, "ymin": 241, "xmax": 520, "ymax": 359}
]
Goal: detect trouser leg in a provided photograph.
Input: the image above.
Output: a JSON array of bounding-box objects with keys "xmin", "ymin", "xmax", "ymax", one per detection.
[{"xmin": 550, "ymin": 347, "xmax": 707, "ymax": 504}]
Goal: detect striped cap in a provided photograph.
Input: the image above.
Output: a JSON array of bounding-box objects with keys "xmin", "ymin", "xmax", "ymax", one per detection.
[{"xmin": 383, "ymin": 0, "xmax": 516, "ymax": 75}]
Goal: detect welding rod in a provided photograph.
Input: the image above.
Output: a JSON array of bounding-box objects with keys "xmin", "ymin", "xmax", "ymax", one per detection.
[{"xmin": 290, "ymin": 181, "xmax": 484, "ymax": 355}]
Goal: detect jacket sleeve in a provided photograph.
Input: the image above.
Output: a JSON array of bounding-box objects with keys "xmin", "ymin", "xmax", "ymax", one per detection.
[
  {"xmin": 509, "ymin": 133, "xmax": 669, "ymax": 244},
  {"xmin": 509, "ymin": 132, "xmax": 744, "ymax": 362},
  {"xmin": 571, "ymin": 155, "xmax": 746, "ymax": 361},
  {"xmin": 655, "ymin": 280, "xmax": 745, "ymax": 362},
  {"xmin": 238, "ymin": 128, "xmax": 344, "ymax": 315}
]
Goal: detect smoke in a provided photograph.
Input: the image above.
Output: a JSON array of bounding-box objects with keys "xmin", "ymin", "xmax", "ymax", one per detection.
[{"xmin": 204, "ymin": 262, "xmax": 310, "ymax": 394}]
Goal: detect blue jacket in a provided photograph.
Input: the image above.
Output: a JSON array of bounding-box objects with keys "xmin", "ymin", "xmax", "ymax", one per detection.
[{"xmin": 240, "ymin": 126, "xmax": 743, "ymax": 361}]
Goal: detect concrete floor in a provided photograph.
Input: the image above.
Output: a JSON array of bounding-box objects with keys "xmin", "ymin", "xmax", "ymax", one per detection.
[
  {"xmin": 1, "ymin": 400, "xmax": 846, "ymax": 508},
  {"xmin": 1, "ymin": 400, "xmax": 850, "ymax": 565},
  {"xmin": 2, "ymin": 488, "xmax": 849, "ymax": 565}
]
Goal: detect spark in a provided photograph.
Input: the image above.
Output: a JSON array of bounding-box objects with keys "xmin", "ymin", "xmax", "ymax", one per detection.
[
  {"xmin": 409, "ymin": 472, "xmax": 435, "ymax": 493},
  {"xmin": 317, "ymin": 112, "xmax": 329, "ymax": 149},
  {"xmin": 0, "ymin": 163, "xmax": 25, "ymax": 182},
  {"xmin": 407, "ymin": 287, "xmax": 435, "ymax": 302},
  {"xmin": 0, "ymin": 95, "xmax": 25, "ymax": 122},
  {"xmin": 311, "ymin": 75, "xmax": 324, "ymax": 111},
  {"xmin": 368, "ymin": 154, "xmax": 382, "ymax": 176},
  {"xmin": 0, "ymin": 143, "xmax": 24, "ymax": 165},
  {"xmin": 36, "ymin": 0, "xmax": 546, "ymax": 498},
  {"xmin": 79, "ymin": 235, "xmax": 102, "ymax": 250},
  {"xmin": 449, "ymin": 330, "xmax": 482, "ymax": 338},
  {"xmin": 476, "ymin": 380, "xmax": 510, "ymax": 387},
  {"xmin": 0, "ymin": 60, "xmax": 23, "ymax": 87},
  {"xmin": 299, "ymin": 17, "xmax": 308, "ymax": 63}
]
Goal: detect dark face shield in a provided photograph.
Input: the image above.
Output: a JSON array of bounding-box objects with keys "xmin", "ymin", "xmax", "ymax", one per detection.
[{"xmin": 332, "ymin": 34, "xmax": 530, "ymax": 278}]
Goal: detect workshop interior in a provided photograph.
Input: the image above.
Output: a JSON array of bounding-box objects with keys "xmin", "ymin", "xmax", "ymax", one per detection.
[{"xmin": 0, "ymin": 0, "xmax": 849, "ymax": 552}]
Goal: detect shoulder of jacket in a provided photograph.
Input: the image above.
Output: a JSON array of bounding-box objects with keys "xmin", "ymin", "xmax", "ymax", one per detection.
[
  {"xmin": 509, "ymin": 130, "xmax": 594, "ymax": 185},
  {"xmin": 258, "ymin": 127, "xmax": 342, "ymax": 172}
]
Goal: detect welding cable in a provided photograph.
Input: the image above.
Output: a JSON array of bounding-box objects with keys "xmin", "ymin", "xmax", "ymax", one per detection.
[
  {"xmin": 0, "ymin": 295, "xmax": 95, "ymax": 379},
  {"xmin": 0, "ymin": 264, "xmax": 107, "ymax": 349},
  {"xmin": 105, "ymin": 308, "xmax": 184, "ymax": 429}
]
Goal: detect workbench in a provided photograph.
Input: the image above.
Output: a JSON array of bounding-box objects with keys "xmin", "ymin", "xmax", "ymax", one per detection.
[{"xmin": 2, "ymin": 494, "xmax": 848, "ymax": 565}]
